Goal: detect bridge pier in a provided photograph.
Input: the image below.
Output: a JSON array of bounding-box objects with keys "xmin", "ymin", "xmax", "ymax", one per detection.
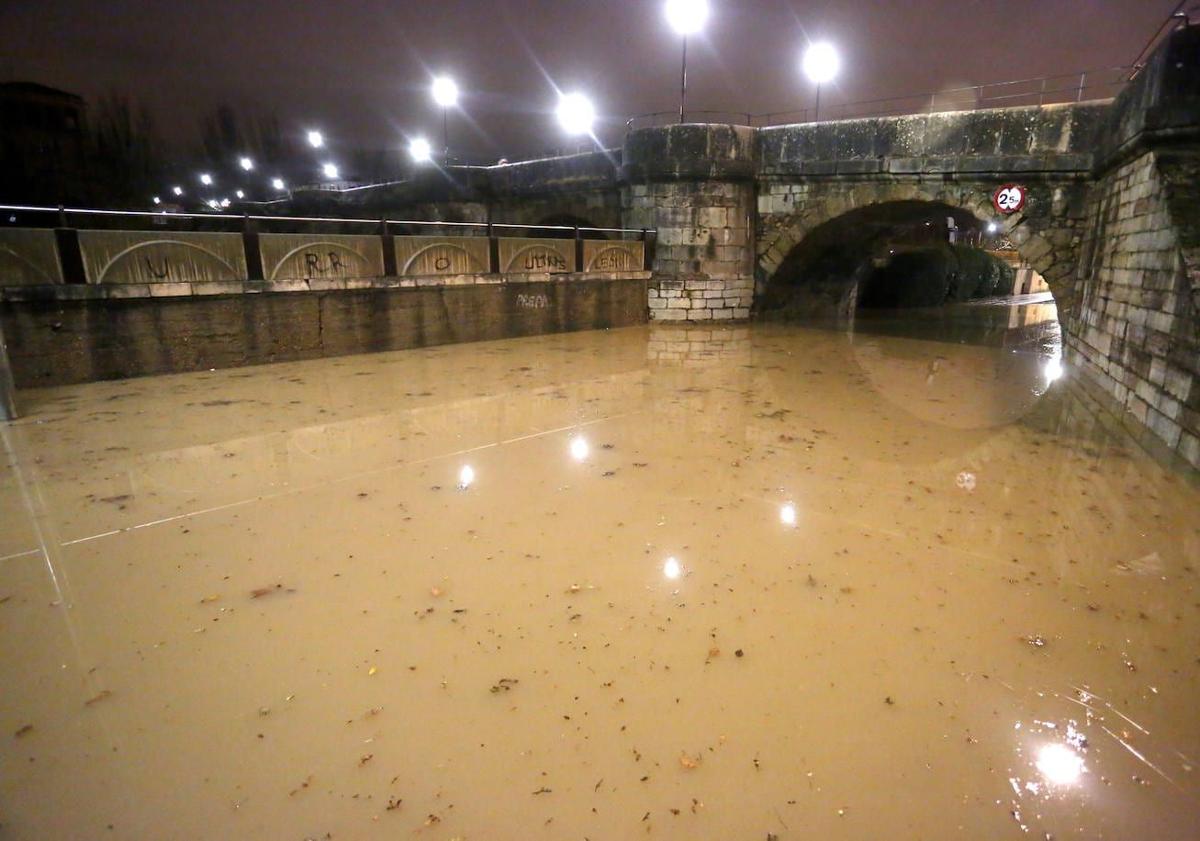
[{"xmin": 622, "ymin": 125, "xmax": 757, "ymax": 322}]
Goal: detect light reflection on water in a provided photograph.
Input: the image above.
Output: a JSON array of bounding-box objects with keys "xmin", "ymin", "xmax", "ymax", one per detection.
[{"xmin": 0, "ymin": 296, "xmax": 1197, "ymax": 840}]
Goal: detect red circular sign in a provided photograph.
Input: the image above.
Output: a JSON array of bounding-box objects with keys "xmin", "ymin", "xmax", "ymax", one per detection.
[{"xmin": 993, "ymin": 184, "xmax": 1027, "ymax": 214}]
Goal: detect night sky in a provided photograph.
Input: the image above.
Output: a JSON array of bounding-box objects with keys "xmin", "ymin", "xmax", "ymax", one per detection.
[{"xmin": 0, "ymin": 0, "xmax": 1180, "ymax": 160}]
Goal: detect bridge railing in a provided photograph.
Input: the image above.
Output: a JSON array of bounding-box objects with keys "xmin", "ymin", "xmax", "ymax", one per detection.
[
  {"xmin": 625, "ymin": 65, "xmax": 1132, "ymax": 130},
  {"xmin": 0, "ymin": 204, "xmax": 657, "ymax": 286}
]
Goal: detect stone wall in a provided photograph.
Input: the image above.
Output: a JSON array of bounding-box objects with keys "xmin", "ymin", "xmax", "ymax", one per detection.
[
  {"xmin": 1068, "ymin": 149, "xmax": 1198, "ymax": 466},
  {"xmin": 0, "ymin": 272, "xmax": 648, "ymax": 388}
]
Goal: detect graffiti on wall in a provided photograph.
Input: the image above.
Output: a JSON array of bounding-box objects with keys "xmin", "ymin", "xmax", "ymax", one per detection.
[
  {"xmin": 499, "ymin": 238, "xmax": 575, "ymax": 274},
  {"xmin": 259, "ymin": 234, "xmax": 384, "ymax": 281}
]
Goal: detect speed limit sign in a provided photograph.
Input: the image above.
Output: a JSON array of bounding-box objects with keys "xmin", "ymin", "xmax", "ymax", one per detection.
[{"xmin": 993, "ymin": 184, "xmax": 1027, "ymax": 214}]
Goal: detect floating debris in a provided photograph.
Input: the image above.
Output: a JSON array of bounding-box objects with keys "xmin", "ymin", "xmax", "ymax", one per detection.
[
  {"xmin": 84, "ymin": 689, "xmax": 112, "ymax": 707},
  {"xmin": 489, "ymin": 678, "xmax": 519, "ymax": 694},
  {"xmin": 250, "ymin": 583, "xmax": 294, "ymax": 599},
  {"xmin": 14, "ymin": 724, "xmax": 33, "ymax": 738}
]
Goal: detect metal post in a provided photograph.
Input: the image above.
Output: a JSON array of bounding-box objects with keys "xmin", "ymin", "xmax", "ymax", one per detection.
[
  {"xmin": 573, "ymin": 225, "xmax": 583, "ymax": 273},
  {"xmin": 442, "ymin": 107, "xmax": 449, "ymax": 161},
  {"xmin": 1076, "ymin": 72, "xmax": 1087, "ymax": 102},
  {"xmin": 679, "ymin": 36, "xmax": 688, "ymax": 123},
  {"xmin": 814, "ymin": 84, "xmax": 821, "ymax": 122},
  {"xmin": 1038, "ymin": 77, "xmax": 1047, "ymax": 106},
  {"xmin": 0, "ymin": 314, "xmax": 17, "ymax": 421},
  {"xmin": 380, "ymin": 218, "xmax": 398, "ymax": 277},
  {"xmin": 242, "ymin": 214, "xmax": 263, "ymax": 281}
]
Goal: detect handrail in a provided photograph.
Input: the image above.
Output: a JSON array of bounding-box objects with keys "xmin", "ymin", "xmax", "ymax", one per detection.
[
  {"xmin": 626, "ymin": 65, "xmax": 1132, "ymax": 129},
  {"xmin": 0, "ymin": 204, "xmax": 655, "ymax": 237}
]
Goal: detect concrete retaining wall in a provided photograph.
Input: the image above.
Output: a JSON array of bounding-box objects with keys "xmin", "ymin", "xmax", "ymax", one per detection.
[{"xmin": 0, "ymin": 272, "xmax": 648, "ymax": 387}]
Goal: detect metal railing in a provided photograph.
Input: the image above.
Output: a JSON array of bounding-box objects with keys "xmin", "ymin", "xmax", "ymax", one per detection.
[
  {"xmin": 626, "ymin": 66, "xmax": 1132, "ymax": 130},
  {"xmin": 0, "ymin": 204, "xmax": 652, "ymax": 238},
  {"xmin": 0, "ymin": 204, "xmax": 657, "ymax": 284}
]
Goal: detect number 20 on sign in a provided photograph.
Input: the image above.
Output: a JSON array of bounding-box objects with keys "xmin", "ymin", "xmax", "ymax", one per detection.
[{"xmin": 993, "ymin": 184, "xmax": 1027, "ymax": 214}]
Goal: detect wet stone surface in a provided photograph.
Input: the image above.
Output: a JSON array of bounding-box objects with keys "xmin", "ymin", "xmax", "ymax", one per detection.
[{"xmin": 0, "ymin": 298, "xmax": 1197, "ymax": 840}]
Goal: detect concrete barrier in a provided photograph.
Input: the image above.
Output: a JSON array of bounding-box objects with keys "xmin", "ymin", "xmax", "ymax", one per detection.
[
  {"xmin": 583, "ymin": 240, "xmax": 644, "ymax": 273},
  {"xmin": 395, "ymin": 236, "xmax": 489, "ymax": 276},
  {"xmin": 499, "ymin": 237, "xmax": 575, "ymax": 274},
  {"xmin": 0, "ymin": 228, "xmax": 64, "ymax": 286},
  {"xmin": 259, "ymin": 233, "xmax": 385, "ymax": 281},
  {"xmin": 77, "ymin": 230, "xmax": 247, "ymax": 284}
]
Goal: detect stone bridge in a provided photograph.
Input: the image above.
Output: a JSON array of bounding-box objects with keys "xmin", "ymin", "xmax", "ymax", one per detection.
[
  {"xmin": 296, "ymin": 24, "xmax": 1196, "ymax": 467},
  {"xmin": 2, "ymin": 27, "xmax": 1196, "ymax": 467}
]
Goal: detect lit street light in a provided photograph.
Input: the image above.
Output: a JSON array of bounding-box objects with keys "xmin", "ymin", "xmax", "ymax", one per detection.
[
  {"xmin": 172, "ymin": 186, "xmax": 183, "ymax": 196},
  {"xmin": 235, "ymin": 190, "xmax": 245, "ymax": 199},
  {"xmin": 199, "ymin": 172, "xmax": 213, "ymax": 186},
  {"xmin": 431, "ymin": 75, "xmax": 459, "ymax": 158},
  {"xmin": 664, "ymin": 0, "xmax": 709, "ymax": 123},
  {"xmin": 271, "ymin": 177, "xmax": 286, "ymax": 191},
  {"xmin": 307, "ymin": 129, "xmax": 324, "ymax": 148},
  {"xmin": 322, "ymin": 162, "xmax": 339, "ymax": 179},
  {"xmin": 409, "ymin": 137, "xmax": 433, "ymax": 164},
  {"xmin": 802, "ymin": 41, "xmax": 841, "ymax": 121},
  {"xmin": 152, "ymin": 196, "xmax": 161, "ymax": 205},
  {"xmin": 556, "ymin": 92, "xmax": 596, "ymax": 136},
  {"xmin": 238, "ymin": 156, "xmax": 254, "ymax": 171}
]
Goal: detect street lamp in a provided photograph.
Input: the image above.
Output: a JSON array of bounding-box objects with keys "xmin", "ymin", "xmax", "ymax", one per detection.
[
  {"xmin": 235, "ymin": 190, "xmax": 245, "ymax": 199},
  {"xmin": 199, "ymin": 172, "xmax": 213, "ymax": 186},
  {"xmin": 271, "ymin": 177, "xmax": 286, "ymax": 191},
  {"xmin": 172, "ymin": 186, "xmax": 183, "ymax": 196},
  {"xmin": 238, "ymin": 156, "xmax": 254, "ymax": 171},
  {"xmin": 664, "ymin": 0, "xmax": 709, "ymax": 123},
  {"xmin": 409, "ymin": 137, "xmax": 433, "ymax": 164},
  {"xmin": 802, "ymin": 41, "xmax": 841, "ymax": 121},
  {"xmin": 556, "ymin": 92, "xmax": 596, "ymax": 136},
  {"xmin": 307, "ymin": 129, "xmax": 324, "ymax": 149},
  {"xmin": 431, "ymin": 75, "xmax": 459, "ymax": 158},
  {"xmin": 322, "ymin": 162, "xmax": 339, "ymax": 179}
]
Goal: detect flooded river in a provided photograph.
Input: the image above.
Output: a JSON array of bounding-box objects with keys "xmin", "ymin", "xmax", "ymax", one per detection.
[{"xmin": 2, "ymin": 297, "xmax": 1198, "ymax": 840}]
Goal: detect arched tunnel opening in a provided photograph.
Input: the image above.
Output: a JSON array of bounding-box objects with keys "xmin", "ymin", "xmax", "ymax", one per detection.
[{"xmin": 757, "ymin": 200, "xmax": 1059, "ymax": 353}]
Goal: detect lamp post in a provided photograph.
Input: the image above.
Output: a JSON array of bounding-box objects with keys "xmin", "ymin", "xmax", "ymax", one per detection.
[
  {"xmin": 306, "ymin": 129, "xmax": 324, "ymax": 149},
  {"xmin": 802, "ymin": 42, "xmax": 840, "ymax": 122},
  {"xmin": 431, "ymin": 75, "xmax": 459, "ymax": 160},
  {"xmin": 664, "ymin": 0, "xmax": 709, "ymax": 123}
]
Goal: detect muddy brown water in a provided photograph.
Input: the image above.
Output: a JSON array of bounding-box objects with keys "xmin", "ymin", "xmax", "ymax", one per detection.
[{"xmin": 2, "ymin": 298, "xmax": 1197, "ymax": 840}]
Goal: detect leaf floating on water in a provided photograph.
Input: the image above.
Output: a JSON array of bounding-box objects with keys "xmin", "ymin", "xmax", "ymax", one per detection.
[
  {"xmin": 424, "ymin": 813, "xmax": 441, "ymax": 826},
  {"xmin": 84, "ymin": 689, "xmax": 112, "ymax": 707},
  {"xmin": 532, "ymin": 786, "xmax": 552, "ymax": 795},
  {"xmin": 14, "ymin": 724, "xmax": 33, "ymax": 738},
  {"xmin": 489, "ymin": 677, "xmax": 519, "ymax": 694},
  {"xmin": 359, "ymin": 753, "xmax": 374, "ymax": 766},
  {"xmin": 386, "ymin": 796, "xmax": 402, "ymax": 811},
  {"xmin": 199, "ymin": 594, "xmax": 221, "ymax": 604}
]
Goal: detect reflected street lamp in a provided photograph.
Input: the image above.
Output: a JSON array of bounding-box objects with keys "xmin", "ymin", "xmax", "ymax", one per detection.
[
  {"xmin": 803, "ymin": 41, "xmax": 841, "ymax": 121},
  {"xmin": 665, "ymin": 0, "xmax": 709, "ymax": 123},
  {"xmin": 431, "ymin": 75, "xmax": 459, "ymax": 159}
]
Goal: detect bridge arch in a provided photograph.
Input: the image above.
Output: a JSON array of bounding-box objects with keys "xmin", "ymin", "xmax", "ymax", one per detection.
[{"xmin": 755, "ymin": 181, "xmax": 1079, "ymax": 317}]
